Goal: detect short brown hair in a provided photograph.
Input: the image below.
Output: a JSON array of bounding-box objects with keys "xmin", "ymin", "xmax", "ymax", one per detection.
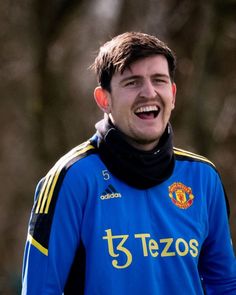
[{"xmin": 91, "ymin": 32, "xmax": 176, "ymax": 92}]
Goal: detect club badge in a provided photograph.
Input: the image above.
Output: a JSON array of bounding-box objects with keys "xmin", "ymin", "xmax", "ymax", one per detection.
[{"xmin": 168, "ymin": 182, "xmax": 194, "ymax": 209}]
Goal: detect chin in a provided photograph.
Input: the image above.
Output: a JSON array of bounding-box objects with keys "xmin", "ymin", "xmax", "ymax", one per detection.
[
  {"xmin": 133, "ymin": 134, "xmax": 161, "ymax": 145},
  {"xmin": 140, "ymin": 130, "xmax": 163, "ymax": 141}
]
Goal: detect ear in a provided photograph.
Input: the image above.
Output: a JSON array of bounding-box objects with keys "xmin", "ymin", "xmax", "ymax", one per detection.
[
  {"xmin": 94, "ymin": 86, "xmax": 111, "ymax": 113},
  {"xmin": 171, "ymin": 83, "xmax": 177, "ymax": 109}
]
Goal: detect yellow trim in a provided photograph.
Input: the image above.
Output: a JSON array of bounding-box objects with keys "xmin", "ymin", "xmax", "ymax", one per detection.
[
  {"xmin": 28, "ymin": 234, "xmax": 48, "ymax": 256},
  {"xmin": 35, "ymin": 143, "xmax": 95, "ymax": 214},
  {"xmin": 35, "ymin": 176, "xmax": 50, "ymax": 213},
  {"xmin": 174, "ymin": 148, "xmax": 215, "ymax": 167},
  {"xmin": 39, "ymin": 174, "xmax": 54, "ymax": 214}
]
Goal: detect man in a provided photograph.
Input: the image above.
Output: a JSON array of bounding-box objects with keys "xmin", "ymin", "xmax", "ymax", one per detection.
[{"xmin": 22, "ymin": 32, "xmax": 236, "ymax": 294}]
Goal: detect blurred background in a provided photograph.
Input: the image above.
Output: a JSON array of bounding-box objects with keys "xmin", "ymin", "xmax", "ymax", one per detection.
[{"xmin": 0, "ymin": 0, "xmax": 235, "ymax": 293}]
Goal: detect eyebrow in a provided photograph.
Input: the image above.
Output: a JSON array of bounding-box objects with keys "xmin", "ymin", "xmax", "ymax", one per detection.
[
  {"xmin": 119, "ymin": 73, "xmax": 170, "ymax": 84},
  {"xmin": 119, "ymin": 75, "xmax": 142, "ymax": 84}
]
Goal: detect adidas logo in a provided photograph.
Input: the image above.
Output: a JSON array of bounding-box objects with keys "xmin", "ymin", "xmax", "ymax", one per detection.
[{"xmin": 100, "ymin": 185, "xmax": 122, "ymax": 200}]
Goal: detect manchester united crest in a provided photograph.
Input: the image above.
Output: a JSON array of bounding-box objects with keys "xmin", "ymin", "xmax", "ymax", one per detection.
[{"xmin": 168, "ymin": 182, "xmax": 194, "ymax": 209}]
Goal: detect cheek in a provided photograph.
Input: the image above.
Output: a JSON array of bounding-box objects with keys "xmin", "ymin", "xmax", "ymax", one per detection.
[
  {"xmin": 111, "ymin": 97, "xmax": 129, "ymax": 114},
  {"xmin": 165, "ymin": 90, "xmax": 176, "ymax": 108},
  {"xmin": 109, "ymin": 102, "xmax": 125, "ymax": 124}
]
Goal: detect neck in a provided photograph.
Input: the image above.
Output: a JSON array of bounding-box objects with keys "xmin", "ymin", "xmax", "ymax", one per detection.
[
  {"xmin": 123, "ymin": 136, "xmax": 160, "ymax": 151},
  {"xmin": 94, "ymin": 117, "xmax": 175, "ymax": 189},
  {"xmin": 108, "ymin": 114, "xmax": 160, "ymax": 151}
]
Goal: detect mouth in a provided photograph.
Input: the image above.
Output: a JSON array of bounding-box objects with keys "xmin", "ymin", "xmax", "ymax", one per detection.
[{"xmin": 134, "ymin": 105, "xmax": 160, "ymax": 119}]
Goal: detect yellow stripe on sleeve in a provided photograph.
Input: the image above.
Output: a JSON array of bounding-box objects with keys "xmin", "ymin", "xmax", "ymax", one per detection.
[
  {"xmin": 174, "ymin": 148, "xmax": 215, "ymax": 167},
  {"xmin": 35, "ymin": 143, "xmax": 95, "ymax": 214},
  {"xmin": 35, "ymin": 179, "xmax": 48, "ymax": 213},
  {"xmin": 28, "ymin": 234, "xmax": 48, "ymax": 256}
]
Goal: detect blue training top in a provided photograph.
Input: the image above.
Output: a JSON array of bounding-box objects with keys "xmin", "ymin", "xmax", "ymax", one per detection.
[{"xmin": 21, "ymin": 139, "xmax": 236, "ymax": 294}]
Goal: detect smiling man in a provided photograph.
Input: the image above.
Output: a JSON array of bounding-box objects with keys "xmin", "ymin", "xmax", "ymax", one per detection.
[
  {"xmin": 22, "ymin": 32, "xmax": 236, "ymax": 294},
  {"xmin": 94, "ymin": 54, "xmax": 176, "ymax": 150}
]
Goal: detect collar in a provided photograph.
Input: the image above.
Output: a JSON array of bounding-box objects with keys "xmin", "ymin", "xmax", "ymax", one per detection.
[{"xmin": 94, "ymin": 116, "xmax": 175, "ymax": 189}]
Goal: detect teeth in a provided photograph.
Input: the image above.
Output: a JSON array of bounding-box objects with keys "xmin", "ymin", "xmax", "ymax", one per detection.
[{"xmin": 135, "ymin": 105, "xmax": 159, "ymax": 113}]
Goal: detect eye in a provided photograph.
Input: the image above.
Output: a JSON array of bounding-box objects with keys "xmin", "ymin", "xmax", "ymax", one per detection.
[
  {"xmin": 124, "ymin": 80, "xmax": 138, "ymax": 87},
  {"xmin": 152, "ymin": 75, "xmax": 170, "ymax": 85},
  {"xmin": 122, "ymin": 78, "xmax": 142, "ymax": 88},
  {"xmin": 153, "ymin": 78, "xmax": 167, "ymax": 84}
]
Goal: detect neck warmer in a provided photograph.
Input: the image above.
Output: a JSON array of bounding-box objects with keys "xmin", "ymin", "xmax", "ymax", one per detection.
[{"xmin": 94, "ymin": 117, "xmax": 175, "ymax": 189}]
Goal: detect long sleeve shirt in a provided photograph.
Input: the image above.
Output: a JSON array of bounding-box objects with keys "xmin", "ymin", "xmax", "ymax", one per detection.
[{"xmin": 21, "ymin": 139, "xmax": 236, "ymax": 294}]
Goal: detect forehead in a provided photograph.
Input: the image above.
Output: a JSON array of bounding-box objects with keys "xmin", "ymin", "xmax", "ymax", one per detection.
[{"xmin": 116, "ymin": 55, "xmax": 170, "ymax": 79}]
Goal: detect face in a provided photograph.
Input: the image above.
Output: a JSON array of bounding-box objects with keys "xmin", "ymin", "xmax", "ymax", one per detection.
[{"xmin": 94, "ymin": 55, "xmax": 176, "ymax": 151}]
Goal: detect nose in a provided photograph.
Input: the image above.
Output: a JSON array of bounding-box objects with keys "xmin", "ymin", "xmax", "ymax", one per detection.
[{"xmin": 140, "ymin": 80, "xmax": 157, "ymax": 99}]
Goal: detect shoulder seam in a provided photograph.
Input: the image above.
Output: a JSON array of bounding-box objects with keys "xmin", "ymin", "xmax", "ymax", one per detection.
[
  {"xmin": 174, "ymin": 147, "xmax": 216, "ymax": 168},
  {"xmin": 35, "ymin": 141, "xmax": 95, "ymax": 214}
]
